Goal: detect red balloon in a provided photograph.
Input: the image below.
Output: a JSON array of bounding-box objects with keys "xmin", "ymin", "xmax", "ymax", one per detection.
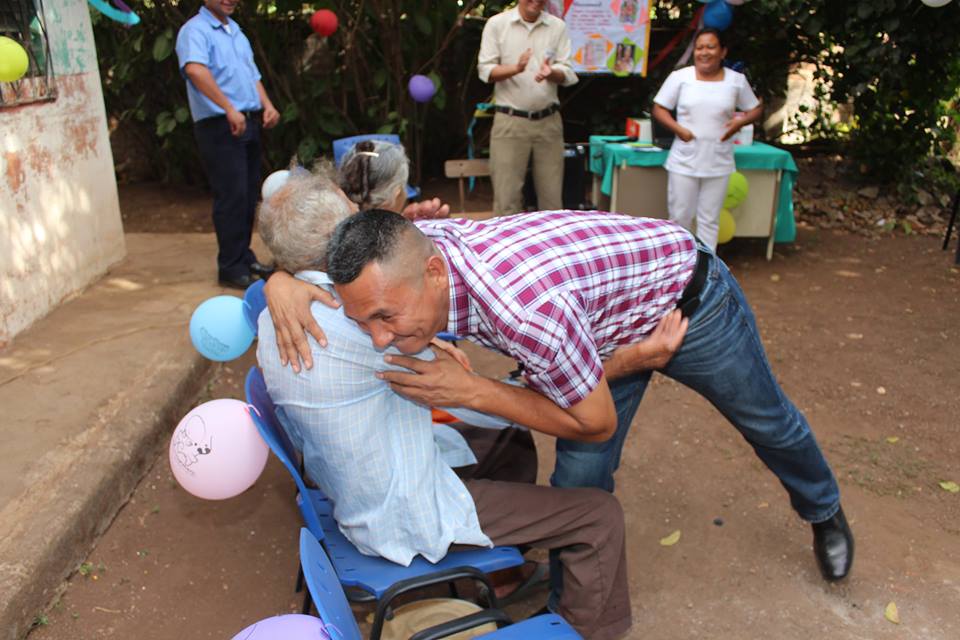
[{"xmin": 310, "ymin": 9, "xmax": 338, "ymax": 37}]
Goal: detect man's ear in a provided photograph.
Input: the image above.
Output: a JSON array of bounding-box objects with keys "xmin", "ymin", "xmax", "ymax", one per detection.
[{"xmin": 424, "ymin": 254, "xmax": 446, "ymax": 286}]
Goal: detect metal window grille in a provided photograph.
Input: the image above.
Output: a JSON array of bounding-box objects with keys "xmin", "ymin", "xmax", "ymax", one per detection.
[{"xmin": 0, "ymin": 0, "xmax": 56, "ymax": 107}]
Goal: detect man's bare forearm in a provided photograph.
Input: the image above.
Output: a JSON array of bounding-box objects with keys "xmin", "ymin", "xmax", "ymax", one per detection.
[
  {"xmin": 184, "ymin": 63, "xmax": 236, "ymax": 114},
  {"xmin": 488, "ymin": 63, "xmax": 524, "ymax": 82},
  {"xmin": 463, "ymin": 375, "xmax": 615, "ymax": 442}
]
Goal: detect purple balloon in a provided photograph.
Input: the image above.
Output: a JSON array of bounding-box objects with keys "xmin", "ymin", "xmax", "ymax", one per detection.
[
  {"xmin": 231, "ymin": 614, "xmax": 332, "ymax": 639},
  {"xmin": 408, "ymin": 74, "xmax": 436, "ymax": 103}
]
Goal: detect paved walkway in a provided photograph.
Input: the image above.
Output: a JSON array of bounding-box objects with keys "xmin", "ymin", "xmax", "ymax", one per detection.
[{"xmin": 0, "ymin": 233, "xmax": 248, "ymax": 640}]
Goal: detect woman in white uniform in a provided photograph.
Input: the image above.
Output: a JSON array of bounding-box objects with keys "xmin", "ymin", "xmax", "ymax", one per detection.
[{"xmin": 652, "ymin": 28, "xmax": 763, "ymax": 250}]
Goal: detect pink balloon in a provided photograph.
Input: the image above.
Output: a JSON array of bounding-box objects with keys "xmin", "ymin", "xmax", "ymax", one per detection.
[
  {"xmin": 169, "ymin": 399, "xmax": 269, "ymax": 500},
  {"xmin": 231, "ymin": 614, "xmax": 332, "ymax": 639}
]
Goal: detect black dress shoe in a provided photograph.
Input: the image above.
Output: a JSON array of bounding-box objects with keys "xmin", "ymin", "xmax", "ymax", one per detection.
[
  {"xmin": 812, "ymin": 506, "xmax": 854, "ymax": 581},
  {"xmin": 218, "ymin": 272, "xmax": 255, "ymax": 290},
  {"xmin": 249, "ymin": 261, "xmax": 275, "ymax": 279}
]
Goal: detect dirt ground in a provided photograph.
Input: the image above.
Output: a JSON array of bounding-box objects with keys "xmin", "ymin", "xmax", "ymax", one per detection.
[{"xmin": 27, "ymin": 174, "xmax": 960, "ymax": 639}]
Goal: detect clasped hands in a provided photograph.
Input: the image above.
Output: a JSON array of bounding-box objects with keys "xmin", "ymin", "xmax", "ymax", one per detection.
[
  {"xmin": 675, "ymin": 118, "xmax": 745, "ymax": 144},
  {"xmin": 515, "ymin": 48, "xmax": 555, "ymax": 83}
]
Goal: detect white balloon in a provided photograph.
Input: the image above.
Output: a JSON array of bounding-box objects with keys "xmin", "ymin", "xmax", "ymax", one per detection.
[
  {"xmin": 921, "ymin": 0, "xmax": 952, "ymax": 7},
  {"xmin": 261, "ymin": 169, "xmax": 290, "ymax": 201}
]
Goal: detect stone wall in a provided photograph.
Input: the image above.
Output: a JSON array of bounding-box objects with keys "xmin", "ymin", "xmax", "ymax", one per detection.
[{"xmin": 0, "ymin": 0, "xmax": 125, "ymax": 345}]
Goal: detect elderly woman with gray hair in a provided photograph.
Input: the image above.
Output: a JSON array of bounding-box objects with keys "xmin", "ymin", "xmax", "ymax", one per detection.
[{"xmin": 261, "ymin": 140, "xmax": 450, "ymax": 369}]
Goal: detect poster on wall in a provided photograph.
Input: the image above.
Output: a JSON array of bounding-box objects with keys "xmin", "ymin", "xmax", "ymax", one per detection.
[{"xmin": 546, "ymin": 0, "xmax": 651, "ymax": 76}]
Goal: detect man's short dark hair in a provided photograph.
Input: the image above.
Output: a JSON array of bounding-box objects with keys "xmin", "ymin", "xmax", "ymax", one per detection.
[{"xmin": 325, "ymin": 209, "xmax": 411, "ymax": 284}]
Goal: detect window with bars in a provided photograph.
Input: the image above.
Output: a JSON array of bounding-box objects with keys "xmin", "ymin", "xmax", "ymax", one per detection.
[{"xmin": 0, "ymin": 0, "xmax": 56, "ymax": 107}]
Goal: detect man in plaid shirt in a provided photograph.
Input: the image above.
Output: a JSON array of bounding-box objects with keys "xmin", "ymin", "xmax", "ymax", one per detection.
[{"xmin": 325, "ymin": 208, "xmax": 854, "ymax": 584}]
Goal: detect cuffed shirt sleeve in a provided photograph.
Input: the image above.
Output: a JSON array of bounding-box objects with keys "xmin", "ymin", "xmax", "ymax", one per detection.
[
  {"xmin": 477, "ymin": 19, "xmax": 500, "ymax": 84},
  {"xmin": 550, "ymin": 24, "xmax": 578, "ymax": 87}
]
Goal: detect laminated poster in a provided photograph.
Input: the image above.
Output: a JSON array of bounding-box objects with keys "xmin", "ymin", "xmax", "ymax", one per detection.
[{"xmin": 547, "ymin": 0, "xmax": 651, "ymax": 76}]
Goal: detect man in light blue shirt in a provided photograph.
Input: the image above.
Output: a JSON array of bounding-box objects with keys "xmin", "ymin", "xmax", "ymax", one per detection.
[
  {"xmin": 176, "ymin": 0, "xmax": 279, "ymax": 289},
  {"xmin": 255, "ymin": 170, "xmax": 631, "ymax": 640}
]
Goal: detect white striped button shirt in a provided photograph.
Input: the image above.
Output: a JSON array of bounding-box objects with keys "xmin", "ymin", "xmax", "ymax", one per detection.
[{"xmin": 257, "ymin": 271, "xmax": 491, "ymax": 566}]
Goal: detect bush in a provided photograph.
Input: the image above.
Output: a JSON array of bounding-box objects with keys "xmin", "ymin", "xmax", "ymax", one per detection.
[{"xmin": 91, "ymin": 1, "xmax": 960, "ymax": 188}]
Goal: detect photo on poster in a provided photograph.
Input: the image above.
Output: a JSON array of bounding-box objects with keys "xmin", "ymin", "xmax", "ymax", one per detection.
[{"xmin": 613, "ymin": 42, "xmax": 637, "ymax": 74}]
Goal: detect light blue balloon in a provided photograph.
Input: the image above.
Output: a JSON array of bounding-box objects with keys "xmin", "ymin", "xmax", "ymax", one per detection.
[
  {"xmin": 703, "ymin": 0, "xmax": 733, "ymax": 30},
  {"xmin": 189, "ymin": 296, "xmax": 255, "ymax": 361}
]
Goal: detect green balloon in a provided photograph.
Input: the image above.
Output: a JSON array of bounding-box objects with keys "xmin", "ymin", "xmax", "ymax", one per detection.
[
  {"xmin": 0, "ymin": 36, "xmax": 29, "ymax": 83},
  {"xmin": 724, "ymin": 171, "xmax": 749, "ymax": 209}
]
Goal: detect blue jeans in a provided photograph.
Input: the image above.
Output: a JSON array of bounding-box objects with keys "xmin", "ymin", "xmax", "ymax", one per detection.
[{"xmin": 551, "ymin": 250, "xmax": 841, "ymax": 523}]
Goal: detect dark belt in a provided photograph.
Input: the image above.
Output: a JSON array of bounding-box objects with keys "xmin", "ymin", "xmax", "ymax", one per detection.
[
  {"xmin": 196, "ymin": 109, "xmax": 262, "ymax": 125},
  {"xmin": 676, "ymin": 249, "xmax": 711, "ymax": 318},
  {"xmin": 493, "ymin": 103, "xmax": 560, "ymax": 120}
]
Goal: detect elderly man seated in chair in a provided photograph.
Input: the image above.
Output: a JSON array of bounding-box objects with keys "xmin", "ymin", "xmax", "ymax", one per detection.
[{"xmin": 255, "ymin": 167, "xmax": 632, "ymax": 640}]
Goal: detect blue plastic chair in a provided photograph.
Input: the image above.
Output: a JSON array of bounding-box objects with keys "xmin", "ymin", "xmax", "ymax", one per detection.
[
  {"xmin": 332, "ymin": 134, "xmax": 421, "ymax": 200},
  {"xmin": 300, "ymin": 529, "xmax": 582, "ymax": 640},
  {"xmin": 244, "ymin": 367, "xmax": 526, "ymax": 635},
  {"xmin": 242, "ymin": 279, "xmax": 267, "ymax": 335}
]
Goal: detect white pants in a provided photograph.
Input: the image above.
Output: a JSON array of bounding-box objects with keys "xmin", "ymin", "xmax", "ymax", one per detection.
[{"xmin": 667, "ymin": 172, "xmax": 730, "ymax": 251}]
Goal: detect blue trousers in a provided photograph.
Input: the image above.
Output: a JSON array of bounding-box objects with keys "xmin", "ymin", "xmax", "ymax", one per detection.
[
  {"xmin": 194, "ymin": 114, "xmax": 262, "ymax": 280},
  {"xmin": 551, "ymin": 250, "xmax": 841, "ymax": 523}
]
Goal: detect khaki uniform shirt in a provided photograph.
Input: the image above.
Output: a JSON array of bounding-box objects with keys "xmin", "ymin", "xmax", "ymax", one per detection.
[{"xmin": 478, "ymin": 8, "xmax": 578, "ymax": 112}]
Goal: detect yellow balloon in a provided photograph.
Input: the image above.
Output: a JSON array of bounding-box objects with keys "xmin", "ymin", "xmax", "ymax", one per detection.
[
  {"xmin": 724, "ymin": 171, "xmax": 749, "ymax": 210},
  {"xmin": 0, "ymin": 36, "xmax": 29, "ymax": 83},
  {"xmin": 718, "ymin": 209, "xmax": 736, "ymax": 244}
]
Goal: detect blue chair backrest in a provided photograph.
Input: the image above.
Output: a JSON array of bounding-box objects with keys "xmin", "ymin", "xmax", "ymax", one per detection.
[
  {"xmin": 242, "ymin": 279, "xmax": 267, "ymax": 335},
  {"xmin": 299, "ymin": 528, "xmax": 363, "ymax": 640},
  {"xmin": 332, "ymin": 134, "xmax": 402, "ymax": 167},
  {"xmin": 244, "ymin": 366, "xmax": 327, "ymax": 538}
]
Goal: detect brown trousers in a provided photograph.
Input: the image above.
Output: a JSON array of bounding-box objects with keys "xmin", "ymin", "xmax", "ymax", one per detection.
[{"xmin": 452, "ymin": 425, "xmax": 632, "ymax": 640}]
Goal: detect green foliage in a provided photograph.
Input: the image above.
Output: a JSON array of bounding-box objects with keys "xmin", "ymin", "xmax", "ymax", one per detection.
[
  {"xmin": 733, "ymin": 0, "xmax": 960, "ymax": 183},
  {"xmin": 90, "ymin": 1, "xmax": 511, "ymax": 184},
  {"xmin": 90, "ymin": 0, "xmax": 960, "ymax": 188}
]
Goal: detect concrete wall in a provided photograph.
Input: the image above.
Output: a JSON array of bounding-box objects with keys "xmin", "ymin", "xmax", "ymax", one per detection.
[{"xmin": 0, "ymin": 0, "xmax": 125, "ymax": 346}]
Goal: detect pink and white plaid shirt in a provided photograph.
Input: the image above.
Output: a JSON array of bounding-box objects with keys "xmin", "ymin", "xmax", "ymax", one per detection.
[{"xmin": 415, "ymin": 211, "xmax": 698, "ymax": 408}]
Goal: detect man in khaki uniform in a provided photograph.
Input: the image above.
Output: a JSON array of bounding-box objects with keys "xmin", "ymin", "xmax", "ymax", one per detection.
[{"xmin": 478, "ymin": 0, "xmax": 578, "ymax": 216}]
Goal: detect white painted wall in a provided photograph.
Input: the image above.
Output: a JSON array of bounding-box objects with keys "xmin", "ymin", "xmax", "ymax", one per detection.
[{"xmin": 0, "ymin": 0, "xmax": 125, "ymax": 346}]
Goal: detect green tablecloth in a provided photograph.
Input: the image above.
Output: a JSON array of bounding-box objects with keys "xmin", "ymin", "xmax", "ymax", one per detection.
[{"xmin": 588, "ymin": 135, "xmax": 798, "ymax": 243}]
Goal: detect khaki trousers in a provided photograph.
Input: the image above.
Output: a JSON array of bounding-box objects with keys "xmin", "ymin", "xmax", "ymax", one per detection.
[{"xmin": 489, "ymin": 111, "xmax": 565, "ymax": 216}]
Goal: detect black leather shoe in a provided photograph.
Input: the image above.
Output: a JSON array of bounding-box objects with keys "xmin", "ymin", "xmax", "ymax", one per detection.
[
  {"xmin": 218, "ymin": 272, "xmax": 255, "ymax": 290},
  {"xmin": 249, "ymin": 261, "xmax": 275, "ymax": 279},
  {"xmin": 812, "ymin": 506, "xmax": 854, "ymax": 581}
]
